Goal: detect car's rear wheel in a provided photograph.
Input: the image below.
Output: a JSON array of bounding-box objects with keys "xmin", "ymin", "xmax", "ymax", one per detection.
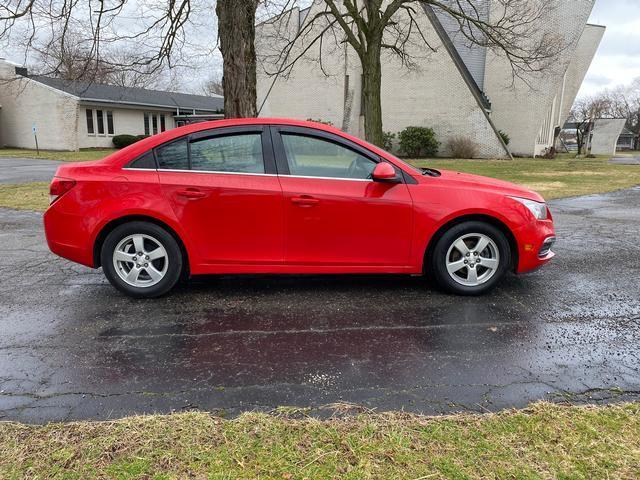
[
  {"xmin": 429, "ymin": 221, "xmax": 510, "ymax": 295},
  {"xmin": 101, "ymin": 221, "xmax": 183, "ymax": 298}
]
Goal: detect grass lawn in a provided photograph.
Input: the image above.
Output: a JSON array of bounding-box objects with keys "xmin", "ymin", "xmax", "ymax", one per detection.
[
  {"xmin": 409, "ymin": 154, "xmax": 640, "ymax": 200},
  {"xmin": 0, "ymin": 182, "xmax": 50, "ymax": 211},
  {"xmin": 0, "ymin": 147, "xmax": 116, "ymax": 162},
  {"xmin": 1, "ymin": 402, "xmax": 638, "ymax": 479}
]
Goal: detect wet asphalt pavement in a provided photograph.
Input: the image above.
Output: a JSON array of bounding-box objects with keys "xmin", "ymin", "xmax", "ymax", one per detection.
[{"xmin": 1, "ymin": 188, "xmax": 640, "ymax": 423}]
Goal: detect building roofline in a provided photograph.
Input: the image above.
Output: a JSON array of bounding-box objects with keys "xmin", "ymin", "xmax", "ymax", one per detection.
[{"xmin": 78, "ymin": 98, "xmax": 222, "ymax": 113}]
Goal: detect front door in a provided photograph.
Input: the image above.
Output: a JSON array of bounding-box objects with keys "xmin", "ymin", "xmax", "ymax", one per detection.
[
  {"xmin": 272, "ymin": 127, "xmax": 414, "ymax": 268},
  {"xmin": 157, "ymin": 126, "xmax": 283, "ymax": 269}
]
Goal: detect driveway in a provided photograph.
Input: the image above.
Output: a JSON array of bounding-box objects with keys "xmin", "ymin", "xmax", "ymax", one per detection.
[
  {"xmin": 0, "ymin": 157, "xmax": 63, "ymax": 183},
  {"xmin": 610, "ymin": 154, "xmax": 640, "ymax": 165},
  {"xmin": 1, "ymin": 188, "xmax": 639, "ymax": 423}
]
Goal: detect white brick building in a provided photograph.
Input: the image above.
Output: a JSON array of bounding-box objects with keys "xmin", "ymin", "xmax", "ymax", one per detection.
[
  {"xmin": 0, "ymin": 59, "xmax": 223, "ymax": 151},
  {"xmin": 256, "ymin": 1, "xmax": 604, "ymax": 158}
]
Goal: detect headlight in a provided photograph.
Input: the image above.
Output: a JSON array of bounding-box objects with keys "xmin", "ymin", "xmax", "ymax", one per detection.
[{"xmin": 509, "ymin": 196, "xmax": 548, "ymax": 220}]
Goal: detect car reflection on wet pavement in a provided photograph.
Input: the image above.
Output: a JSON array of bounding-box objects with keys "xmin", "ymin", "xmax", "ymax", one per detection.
[{"xmin": 1, "ymin": 187, "xmax": 639, "ymax": 423}]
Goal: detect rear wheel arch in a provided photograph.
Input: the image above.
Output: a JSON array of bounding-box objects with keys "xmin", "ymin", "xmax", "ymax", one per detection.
[
  {"xmin": 93, "ymin": 215, "xmax": 190, "ymax": 274},
  {"xmin": 423, "ymin": 214, "xmax": 519, "ymax": 274}
]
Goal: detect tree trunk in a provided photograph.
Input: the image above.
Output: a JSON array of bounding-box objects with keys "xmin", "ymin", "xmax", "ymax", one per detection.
[
  {"xmin": 361, "ymin": 46, "xmax": 384, "ymax": 147},
  {"xmin": 216, "ymin": 0, "xmax": 258, "ymax": 118},
  {"xmin": 576, "ymin": 127, "xmax": 583, "ymax": 155}
]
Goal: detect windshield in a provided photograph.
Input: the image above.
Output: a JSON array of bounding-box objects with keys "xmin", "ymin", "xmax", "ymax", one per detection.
[{"xmin": 386, "ymin": 152, "xmax": 424, "ymax": 174}]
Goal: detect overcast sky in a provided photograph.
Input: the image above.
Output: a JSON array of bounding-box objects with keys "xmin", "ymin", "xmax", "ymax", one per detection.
[
  {"xmin": 2, "ymin": 0, "xmax": 637, "ymax": 99},
  {"xmin": 579, "ymin": 0, "xmax": 640, "ymax": 97}
]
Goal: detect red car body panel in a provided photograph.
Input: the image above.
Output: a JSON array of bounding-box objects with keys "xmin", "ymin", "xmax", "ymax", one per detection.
[{"xmin": 43, "ymin": 118, "xmax": 556, "ymax": 276}]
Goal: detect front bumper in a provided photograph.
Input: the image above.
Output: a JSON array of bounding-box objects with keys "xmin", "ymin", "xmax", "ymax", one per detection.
[{"xmin": 514, "ymin": 219, "xmax": 556, "ymax": 273}]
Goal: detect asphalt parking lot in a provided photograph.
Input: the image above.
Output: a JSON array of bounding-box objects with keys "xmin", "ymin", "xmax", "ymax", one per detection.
[
  {"xmin": 0, "ymin": 157, "xmax": 63, "ymax": 183},
  {"xmin": 1, "ymin": 187, "xmax": 640, "ymax": 423}
]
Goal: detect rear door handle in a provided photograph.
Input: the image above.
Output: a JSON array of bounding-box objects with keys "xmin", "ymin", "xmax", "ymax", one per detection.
[
  {"xmin": 177, "ymin": 188, "xmax": 206, "ymax": 199},
  {"xmin": 291, "ymin": 195, "xmax": 319, "ymax": 207}
]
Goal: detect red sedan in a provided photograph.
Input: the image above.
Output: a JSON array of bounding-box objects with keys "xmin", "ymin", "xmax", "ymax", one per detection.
[{"xmin": 44, "ymin": 118, "xmax": 555, "ymax": 298}]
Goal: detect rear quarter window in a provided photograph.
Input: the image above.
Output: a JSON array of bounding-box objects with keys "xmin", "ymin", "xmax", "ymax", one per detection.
[{"xmin": 127, "ymin": 151, "xmax": 157, "ymax": 169}]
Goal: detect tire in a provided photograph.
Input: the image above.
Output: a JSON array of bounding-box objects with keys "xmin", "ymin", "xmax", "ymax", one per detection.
[
  {"xmin": 429, "ymin": 221, "xmax": 510, "ymax": 296},
  {"xmin": 101, "ymin": 221, "xmax": 183, "ymax": 298}
]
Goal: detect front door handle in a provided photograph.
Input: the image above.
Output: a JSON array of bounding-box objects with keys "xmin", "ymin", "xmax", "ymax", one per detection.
[
  {"xmin": 291, "ymin": 195, "xmax": 319, "ymax": 207},
  {"xmin": 177, "ymin": 188, "xmax": 206, "ymax": 199}
]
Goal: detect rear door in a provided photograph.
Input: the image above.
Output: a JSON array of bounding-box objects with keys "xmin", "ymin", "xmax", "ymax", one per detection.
[
  {"xmin": 271, "ymin": 126, "xmax": 414, "ymax": 268},
  {"xmin": 157, "ymin": 126, "xmax": 284, "ymax": 269}
]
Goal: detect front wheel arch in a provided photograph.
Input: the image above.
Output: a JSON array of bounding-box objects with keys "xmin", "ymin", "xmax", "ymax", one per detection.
[
  {"xmin": 93, "ymin": 215, "xmax": 190, "ymax": 276},
  {"xmin": 423, "ymin": 214, "xmax": 518, "ymax": 275}
]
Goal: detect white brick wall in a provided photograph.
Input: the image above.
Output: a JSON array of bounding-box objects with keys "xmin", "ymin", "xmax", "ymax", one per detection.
[
  {"xmin": 558, "ymin": 24, "xmax": 606, "ymax": 128},
  {"xmin": 0, "ymin": 59, "xmax": 179, "ymax": 151},
  {"xmin": 484, "ymin": 0, "xmax": 596, "ymax": 157},
  {"xmin": 591, "ymin": 118, "xmax": 627, "ymax": 156},
  {"xmin": 256, "ymin": 1, "xmax": 508, "ymax": 158},
  {"xmin": 0, "ymin": 61, "xmax": 79, "ymax": 150}
]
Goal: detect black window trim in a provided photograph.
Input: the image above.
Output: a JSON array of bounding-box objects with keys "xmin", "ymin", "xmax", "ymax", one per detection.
[
  {"xmin": 269, "ymin": 125, "xmax": 405, "ymax": 183},
  {"xmin": 85, "ymin": 108, "xmax": 95, "ymax": 135},
  {"xmin": 106, "ymin": 110, "xmax": 114, "ymax": 136},
  {"xmin": 96, "ymin": 109, "xmax": 105, "ymax": 135}
]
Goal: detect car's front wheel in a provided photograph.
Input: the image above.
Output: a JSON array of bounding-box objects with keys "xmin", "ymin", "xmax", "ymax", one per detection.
[
  {"xmin": 429, "ymin": 221, "xmax": 510, "ymax": 295},
  {"xmin": 101, "ymin": 221, "xmax": 183, "ymax": 298}
]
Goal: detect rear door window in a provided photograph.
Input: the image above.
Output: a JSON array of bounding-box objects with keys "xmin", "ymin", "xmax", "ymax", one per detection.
[
  {"xmin": 156, "ymin": 139, "xmax": 189, "ymax": 170},
  {"xmin": 190, "ymin": 134, "xmax": 264, "ymax": 173}
]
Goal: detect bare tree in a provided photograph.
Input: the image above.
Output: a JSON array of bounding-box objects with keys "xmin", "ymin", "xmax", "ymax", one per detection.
[
  {"xmin": 259, "ymin": 0, "xmax": 566, "ymax": 147},
  {"xmin": 27, "ymin": 30, "xmax": 180, "ymax": 90},
  {"xmin": 0, "ymin": 0, "xmax": 263, "ymax": 116},
  {"xmin": 201, "ymin": 76, "xmax": 224, "ymax": 96},
  {"xmin": 569, "ymin": 95, "xmax": 611, "ymax": 155},
  {"xmin": 604, "ymin": 78, "xmax": 640, "ymax": 149}
]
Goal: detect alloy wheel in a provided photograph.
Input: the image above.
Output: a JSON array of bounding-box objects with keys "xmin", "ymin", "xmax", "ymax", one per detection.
[
  {"xmin": 445, "ymin": 233, "xmax": 500, "ymax": 287},
  {"xmin": 112, "ymin": 234, "xmax": 169, "ymax": 288}
]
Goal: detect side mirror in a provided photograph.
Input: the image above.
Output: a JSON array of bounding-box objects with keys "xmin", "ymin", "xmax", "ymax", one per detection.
[{"xmin": 372, "ymin": 162, "xmax": 400, "ymax": 182}]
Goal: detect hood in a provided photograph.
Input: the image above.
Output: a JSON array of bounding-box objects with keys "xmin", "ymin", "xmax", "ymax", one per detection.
[{"xmin": 434, "ymin": 169, "xmax": 545, "ymax": 202}]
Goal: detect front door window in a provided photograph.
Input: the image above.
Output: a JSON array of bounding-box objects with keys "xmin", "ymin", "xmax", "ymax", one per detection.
[{"xmin": 281, "ymin": 134, "xmax": 376, "ymax": 180}]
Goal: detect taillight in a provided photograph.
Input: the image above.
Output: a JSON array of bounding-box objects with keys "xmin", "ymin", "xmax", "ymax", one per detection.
[{"xmin": 49, "ymin": 177, "xmax": 76, "ymax": 204}]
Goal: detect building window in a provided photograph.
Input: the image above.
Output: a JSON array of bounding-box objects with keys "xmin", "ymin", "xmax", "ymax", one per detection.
[
  {"xmin": 144, "ymin": 113, "xmax": 150, "ymax": 136},
  {"xmin": 106, "ymin": 111, "xmax": 114, "ymax": 135},
  {"xmin": 152, "ymin": 114, "xmax": 158, "ymax": 135},
  {"xmin": 85, "ymin": 109, "xmax": 94, "ymax": 134},
  {"xmin": 96, "ymin": 110, "xmax": 105, "ymax": 135},
  {"xmin": 160, "ymin": 114, "xmax": 166, "ymax": 132}
]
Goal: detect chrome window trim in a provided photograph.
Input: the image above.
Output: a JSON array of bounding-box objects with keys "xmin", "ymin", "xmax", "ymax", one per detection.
[
  {"xmin": 155, "ymin": 168, "xmax": 276, "ymax": 177},
  {"xmin": 123, "ymin": 168, "xmax": 373, "ymax": 182},
  {"xmin": 284, "ymin": 174, "xmax": 373, "ymax": 182}
]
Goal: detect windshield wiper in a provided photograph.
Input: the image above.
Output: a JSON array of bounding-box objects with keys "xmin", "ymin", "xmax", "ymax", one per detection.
[{"xmin": 421, "ymin": 168, "xmax": 441, "ymax": 177}]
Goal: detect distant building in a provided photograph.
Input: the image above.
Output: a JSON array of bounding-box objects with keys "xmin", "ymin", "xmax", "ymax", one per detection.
[
  {"xmin": 561, "ymin": 119, "xmax": 628, "ymax": 155},
  {"xmin": 617, "ymin": 127, "xmax": 638, "ymax": 151},
  {"xmin": 0, "ymin": 59, "xmax": 224, "ymax": 151},
  {"xmin": 256, "ymin": 0, "xmax": 603, "ymax": 158}
]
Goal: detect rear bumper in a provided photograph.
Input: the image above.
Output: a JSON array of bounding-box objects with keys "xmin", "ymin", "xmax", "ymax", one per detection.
[
  {"xmin": 43, "ymin": 204, "xmax": 96, "ymax": 268},
  {"xmin": 514, "ymin": 219, "xmax": 556, "ymax": 273}
]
